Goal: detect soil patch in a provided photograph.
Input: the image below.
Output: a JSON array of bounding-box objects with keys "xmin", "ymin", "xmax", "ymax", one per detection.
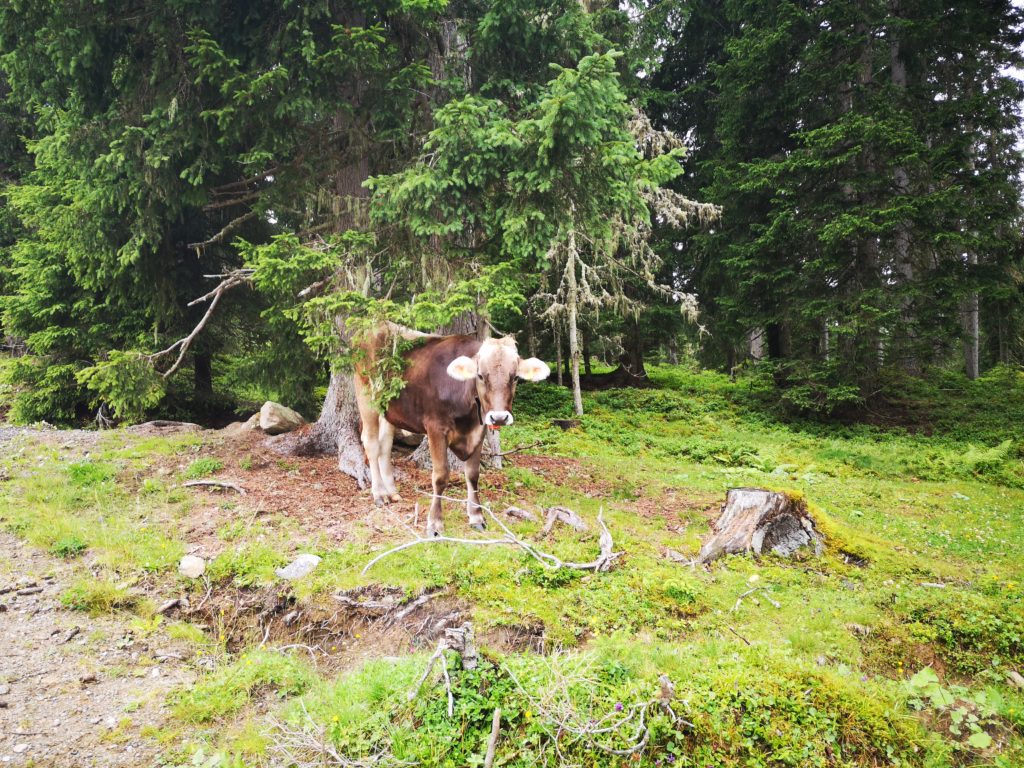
[{"xmin": 0, "ymin": 532, "xmax": 195, "ymax": 767}]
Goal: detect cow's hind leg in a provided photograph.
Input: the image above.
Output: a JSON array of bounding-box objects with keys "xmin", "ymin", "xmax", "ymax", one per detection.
[
  {"xmin": 377, "ymin": 415, "xmax": 401, "ymax": 502},
  {"xmin": 426, "ymin": 427, "xmax": 450, "ymax": 537},
  {"xmin": 465, "ymin": 441, "xmax": 485, "ymax": 531},
  {"xmin": 354, "ymin": 380, "xmax": 387, "ymax": 506}
]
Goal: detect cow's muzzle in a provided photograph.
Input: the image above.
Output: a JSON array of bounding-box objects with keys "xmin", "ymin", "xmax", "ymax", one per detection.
[{"xmin": 484, "ymin": 410, "xmax": 514, "ymax": 427}]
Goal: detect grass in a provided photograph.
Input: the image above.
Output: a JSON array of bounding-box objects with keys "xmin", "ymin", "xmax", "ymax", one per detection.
[
  {"xmin": 60, "ymin": 575, "xmax": 138, "ymax": 615},
  {"xmin": 1, "ymin": 364, "xmax": 1022, "ymax": 765}
]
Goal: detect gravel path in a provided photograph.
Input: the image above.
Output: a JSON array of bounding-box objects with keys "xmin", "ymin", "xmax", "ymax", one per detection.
[{"xmin": 0, "ymin": 532, "xmax": 195, "ymax": 766}]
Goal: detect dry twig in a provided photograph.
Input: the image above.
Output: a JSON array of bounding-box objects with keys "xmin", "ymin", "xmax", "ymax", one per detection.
[{"xmin": 183, "ymin": 479, "xmax": 246, "ymax": 494}]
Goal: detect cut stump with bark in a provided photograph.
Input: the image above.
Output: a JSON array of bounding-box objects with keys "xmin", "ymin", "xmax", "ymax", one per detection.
[{"xmin": 698, "ymin": 488, "xmax": 824, "ymax": 564}]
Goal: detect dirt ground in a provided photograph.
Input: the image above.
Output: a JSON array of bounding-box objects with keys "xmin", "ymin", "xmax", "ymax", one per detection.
[
  {"xmin": 0, "ymin": 531, "xmax": 195, "ymax": 767},
  {"xmin": 0, "ymin": 422, "xmax": 722, "ymax": 766},
  {"xmin": 0, "ymin": 424, "xmax": 620, "ymax": 766}
]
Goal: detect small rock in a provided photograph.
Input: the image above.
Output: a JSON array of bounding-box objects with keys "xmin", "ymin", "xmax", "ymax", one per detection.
[
  {"xmin": 12, "ymin": 745, "xmax": 28, "ymax": 754},
  {"xmin": 149, "ymin": 667, "xmax": 160, "ymax": 678},
  {"xmin": 79, "ymin": 672, "xmax": 97, "ymax": 685},
  {"xmin": 952, "ymin": 492, "xmax": 970, "ymax": 500},
  {"xmin": 0, "ymin": 684, "xmax": 9, "ymax": 696},
  {"xmin": 276, "ymin": 554, "xmax": 321, "ymax": 580},
  {"xmin": 1007, "ymin": 670, "xmax": 1024, "ymax": 690},
  {"xmin": 259, "ymin": 401, "xmax": 306, "ymax": 435},
  {"xmin": 178, "ymin": 555, "xmax": 206, "ymax": 579},
  {"xmin": 222, "ymin": 412, "xmax": 261, "ymax": 437},
  {"xmin": 89, "ymin": 717, "xmax": 101, "ymax": 725},
  {"xmin": 155, "ymin": 598, "xmax": 181, "ymax": 615}
]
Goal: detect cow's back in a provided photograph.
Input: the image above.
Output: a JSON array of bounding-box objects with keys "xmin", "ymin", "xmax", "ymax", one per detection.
[{"xmin": 383, "ymin": 335, "xmax": 481, "ymax": 434}]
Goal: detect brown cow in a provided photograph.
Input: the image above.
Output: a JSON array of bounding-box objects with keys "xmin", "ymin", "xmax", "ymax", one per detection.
[{"xmin": 354, "ymin": 332, "xmax": 550, "ymax": 536}]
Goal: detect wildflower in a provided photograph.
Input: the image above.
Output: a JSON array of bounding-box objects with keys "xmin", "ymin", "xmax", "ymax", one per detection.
[
  {"xmin": 332, "ymin": 715, "xmax": 339, "ymax": 722},
  {"xmin": 614, "ymin": 702, "xmax": 624, "ymax": 712},
  {"xmin": 667, "ymin": 755, "xmax": 676, "ymax": 764},
  {"xmin": 525, "ymin": 710, "xmax": 533, "ymax": 719}
]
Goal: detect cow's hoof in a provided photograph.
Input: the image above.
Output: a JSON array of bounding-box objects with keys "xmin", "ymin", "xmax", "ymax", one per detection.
[
  {"xmin": 389, "ymin": 493, "xmax": 403, "ymax": 503},
  {"xmin": 469, "ymin": 522, "xmax": 486, "ymax": 532},
  {"xmin": 373, "ymin": 496, "xmax": 386, "ymax": 508},
  {"xmin": 426, "ymin": 523, "xmax": 444, "ymax": 538}
]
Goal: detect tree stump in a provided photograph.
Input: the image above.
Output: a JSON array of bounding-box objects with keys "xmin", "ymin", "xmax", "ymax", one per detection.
[{"xmin": 698, "ymin": 488, "xmax": 824, "ymax": 564}]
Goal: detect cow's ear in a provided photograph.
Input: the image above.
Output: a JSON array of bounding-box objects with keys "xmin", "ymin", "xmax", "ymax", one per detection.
[
  {"xmin": 517, "ymin": 357, "xmax": 551, "ymax": 382},
  {"xmin": 447, "ymin": 355, "xmax": 478, "ymax": 381}
]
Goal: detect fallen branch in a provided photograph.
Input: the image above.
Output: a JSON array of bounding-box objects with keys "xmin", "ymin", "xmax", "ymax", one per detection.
[
  {"xmin": 183, "ymin": 479, "xmax": 247, "ymax": 494},
  {"xmin": 407, "ymin": 640, "xmax": 448, "ymax": 703},
  {"xmin": 727, "ymin": 626, "xmax": 751, "ymax": 646},
  {"xmin": 500, "ymin": 661, "xmax": 683, "ymax": 758},
  {"xmin": 362, "ymin": 497, "xmax": 621, "ymax": 575},
  {"xmin": 483, "ymin": 708, "xmax": 502, "ymax": 768},
  {"xmin": 440, "ymin": 652, "xmax": 454, "ymax": 718},
  {"xmin": 270, "ymin": 701, "xmax": 411, "ymax": 768},
  {"xmin": 503, "ymin": 506, "xmax": 537, "ymax": 522},
  {"xmin": 542, "ymin": 506, "xmax": 588, "ymax": 534}
]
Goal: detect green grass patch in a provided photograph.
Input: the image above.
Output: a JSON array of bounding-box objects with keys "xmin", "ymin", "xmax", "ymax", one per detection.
[
  {"xmin": 183, "ymin": 457, "xmax": 225, "ymax": 479},
  {"xmin": 171, "ymin": 649, "xmax": 315, "ymax": 723},
  {"xmin": 60, "ymin": 576, "xmax": 137, "ymax": 615}
]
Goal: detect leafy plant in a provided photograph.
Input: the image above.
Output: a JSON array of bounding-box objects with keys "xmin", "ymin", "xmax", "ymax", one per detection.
[
  {"xmin": 905, "ymin": 667, "xmax": 999, "ymax": 751},
  {"xmin": 183, "ymin": 457, "xmax": 224, "ymax": 479}
]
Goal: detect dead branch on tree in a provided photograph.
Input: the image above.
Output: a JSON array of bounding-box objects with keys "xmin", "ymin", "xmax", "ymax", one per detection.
[
  {"xmin": 188, "ymin": 210, "xmax": 257, "ymax": 250},
  {"xmin": 148, "ymin": 269, "xmax": 254, "ymax": 378}
]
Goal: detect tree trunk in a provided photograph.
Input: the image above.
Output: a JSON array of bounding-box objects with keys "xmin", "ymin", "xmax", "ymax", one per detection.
[
  {"xmin": 555, "ymin": 327, "xmax": 564, "ymax": 387},
  {"xmin": 582, "ymin": 330, "xmax": 592, "ymax": 376},
  {"xmin": 565, "ymin": 229, "xmax": 584, "ymax": 416},
  {"xmin": 525, "ymin": 301, "xmax": 538, "ymax": 358},
  {"xmin": 666, "ymin": 335, "xmax": 679, "ymax": 365},
  {"xmin": 698, "ymin": 488, "xmax": 825, "ymax": 564},
  {"xmin": 889, "ymin": 0, "xmax": 919, "ymax": 375},
  {"xmin": 964, "ymin": 252, "xmax": 980, "ymax": 380},
  {"xmin": 265, "ymin": 371, "xmax": 371, "ymax": 487},
  {"xmin": 193, "ymin": 352, "xmax": 213, "ymax": 397}
]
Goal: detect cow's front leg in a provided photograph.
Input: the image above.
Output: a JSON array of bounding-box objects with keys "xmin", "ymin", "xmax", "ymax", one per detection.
[
  {"xmin": 465, "ymin": 439, "xmax": 485, "ymax": 531},
  {"xmin": 426, "ymin": 427, "xmax": 450, "ymax": 537},
  {"xmin": 377, "ymin": 415, "xmax": 401, "ymax": 503},
  {"xmin": 354, "ymin": 380, "xmax": 387, "ymax": 506}
]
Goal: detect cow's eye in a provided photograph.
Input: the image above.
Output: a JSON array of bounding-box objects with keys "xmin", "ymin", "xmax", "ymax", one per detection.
[{"xmin": 477, "ymin": 373, "xmax": 484, "ymax": 381}]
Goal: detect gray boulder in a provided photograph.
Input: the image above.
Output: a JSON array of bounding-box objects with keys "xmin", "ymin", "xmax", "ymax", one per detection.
[{"xmin": 259, "ymin": 401, "xmax": 306, "ymax": 435}]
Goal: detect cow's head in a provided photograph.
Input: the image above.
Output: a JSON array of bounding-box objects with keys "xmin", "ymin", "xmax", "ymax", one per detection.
[{"xmin": 446, "ymin": 336, "xmax": 550, "ymax": 428}]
